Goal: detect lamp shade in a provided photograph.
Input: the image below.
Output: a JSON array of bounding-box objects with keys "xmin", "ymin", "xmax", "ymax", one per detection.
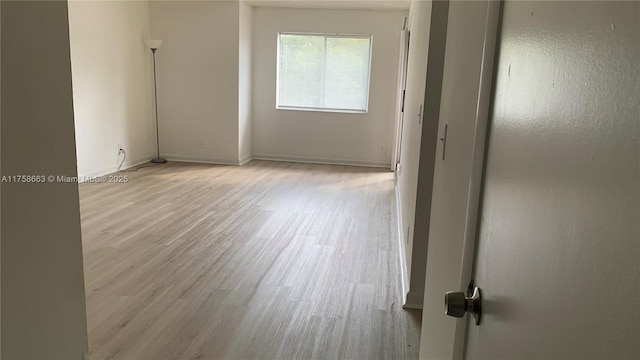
[{"xmin": 144, "ymin": 40, "xmax": 163, "ymax": 50}]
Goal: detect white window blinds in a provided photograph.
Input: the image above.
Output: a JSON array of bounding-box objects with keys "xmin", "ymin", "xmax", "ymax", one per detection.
[{"xmin": 277, "ymin": 33, "xmax": 372, "ymax": 113}]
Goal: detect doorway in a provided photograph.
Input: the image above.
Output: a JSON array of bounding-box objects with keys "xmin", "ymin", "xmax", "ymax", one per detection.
[{"xmin": 391, "ymin": 19, "xmax": 411, "ymax": 172}]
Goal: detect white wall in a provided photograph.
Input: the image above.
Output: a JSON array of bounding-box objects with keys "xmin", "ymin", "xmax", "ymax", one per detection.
[
  {"xmin": 395, "ymin": 0, "xmax": 431, "ymax": 307},
  {"xmin": 150, "ymin": 1, "xmax": 241, "ymax": 164},
  {"xmin": 239, "ymin": 1, "xmax": 253, "ymax": 164},
  {"xmin": 251, "ymin": 7, "xmax": 406, "ymax": 167},
  {"xmin": 68, "ymin": 1, "xmax": 155, "ymax": 177},
  {"xmin": 1, "ymin": 1, "xmax": 89, "ymax": 358}
]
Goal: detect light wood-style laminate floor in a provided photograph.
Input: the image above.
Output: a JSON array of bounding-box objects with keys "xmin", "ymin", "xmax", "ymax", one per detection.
[{"xmin": 79, "ymin": 160, "xmax": 421, "ymax": 360}]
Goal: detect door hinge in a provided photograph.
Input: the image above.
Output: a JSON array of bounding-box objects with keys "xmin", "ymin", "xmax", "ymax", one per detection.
[
  {"xmin": 401, "ymin": 90, "xmax": 406, "ymax": 113},
  {"xmin": 440, "ymin": 123, "xmax": 448, "ymax": 161}
]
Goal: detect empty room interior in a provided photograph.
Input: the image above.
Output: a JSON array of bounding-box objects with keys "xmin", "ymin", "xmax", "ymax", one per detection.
[
  {"xmin": 2, "ymin": 0, "xmax": 638, "ymax": 359},
  {"xmin": 68, "ymin": 0, "xmax": 428, "ymax": 358}
]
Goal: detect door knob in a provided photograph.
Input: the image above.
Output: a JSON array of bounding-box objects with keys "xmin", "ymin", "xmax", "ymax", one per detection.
[{"xmin": 445, "ymin": 286, "xmax": 482, "ymax": 325}]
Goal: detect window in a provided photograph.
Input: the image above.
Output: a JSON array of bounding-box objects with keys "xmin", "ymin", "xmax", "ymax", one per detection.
[{"xmin": 277, "ymin": 33, "xmax": 372, "ymax": 113}]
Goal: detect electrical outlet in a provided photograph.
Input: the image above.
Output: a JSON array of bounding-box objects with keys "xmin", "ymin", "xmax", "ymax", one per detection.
[
  {"xmin": 379, "ymin": 146, "xmax": 385, "ymax": 153},
  {"xmin": 117, "ymin": 144, "xmax": 123, "ymax": 153},
  {"xmin": 198, "ymin": 139, "xmax": 204, "ymax": 149}
]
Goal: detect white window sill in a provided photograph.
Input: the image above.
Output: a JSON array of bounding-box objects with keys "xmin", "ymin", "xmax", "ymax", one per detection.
[{"xmin": 276, "ymin": 106, "xmax": 368, "ymax": 115}]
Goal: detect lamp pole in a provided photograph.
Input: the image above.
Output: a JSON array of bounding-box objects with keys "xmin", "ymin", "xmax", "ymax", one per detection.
[{"xmin": 150, "ymin": 47, "xmax": 165, "ymax": 163}]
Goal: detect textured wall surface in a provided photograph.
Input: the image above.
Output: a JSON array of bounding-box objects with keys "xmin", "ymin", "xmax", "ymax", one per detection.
[{"xmin": 467, "ymin": 1, "xmax": 639, "ymax": 358}]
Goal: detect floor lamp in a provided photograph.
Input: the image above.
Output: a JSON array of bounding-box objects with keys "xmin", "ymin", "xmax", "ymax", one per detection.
[{"xmin": 145, "ymin": 39, "xmax": 166, "ymax": 164}]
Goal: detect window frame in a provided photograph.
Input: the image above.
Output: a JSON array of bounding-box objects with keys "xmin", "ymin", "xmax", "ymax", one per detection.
[{"xmin": 276, "ymin": 32, "xmax": 373, "ymax": 114}]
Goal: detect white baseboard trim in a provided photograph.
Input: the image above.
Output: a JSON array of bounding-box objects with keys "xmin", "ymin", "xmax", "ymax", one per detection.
[
  {"xmin": 403, "ymin": 291, "xmax": 424, "ymax": 310},
  {"xmin": 253, "ymin": 154, "xmax": 390, "ymax": 169},
  {"xmin": 78, "ymin": 155, "xmax": 153, "ymax": 181},
  {"xmin": 239, "ymin": 155, "xmax": 253, "ymax": 165},
  {"xmin": 164, "ymin": 154, "xmax": 241, "ymax": 166},
  {"xmin": 396, "ymin": 184, "xmax": 410, "ymax": 307}
]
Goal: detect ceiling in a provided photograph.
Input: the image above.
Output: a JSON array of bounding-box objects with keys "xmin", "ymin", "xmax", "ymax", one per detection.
[{"xmin": 246, "ymin": 0, "xmax": 410, "ymax": 11}]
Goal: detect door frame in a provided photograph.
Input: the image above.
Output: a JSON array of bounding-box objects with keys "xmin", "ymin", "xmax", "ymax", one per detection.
[
  {"xmin": 451, "ymin": 1, "xmax": 502, "ymax": 359},
  {"xmin": 391, "ymin": 28, "xmax": 410, "ymax": 172}
]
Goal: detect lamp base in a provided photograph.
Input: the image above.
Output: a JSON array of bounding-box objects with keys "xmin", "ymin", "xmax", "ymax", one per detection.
[{"xmin": 151, "ymin": 157, "xmax": 167, "ymax": 164}]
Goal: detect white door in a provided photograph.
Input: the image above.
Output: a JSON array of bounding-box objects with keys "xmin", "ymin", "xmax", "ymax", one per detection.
[
  {"xmin": 392, "ymin": 29, "xmax": 410, "ymax": 171},
  {"xmin": 463, "ymin": 1, "xmax": 640, "ymax": 358}
]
